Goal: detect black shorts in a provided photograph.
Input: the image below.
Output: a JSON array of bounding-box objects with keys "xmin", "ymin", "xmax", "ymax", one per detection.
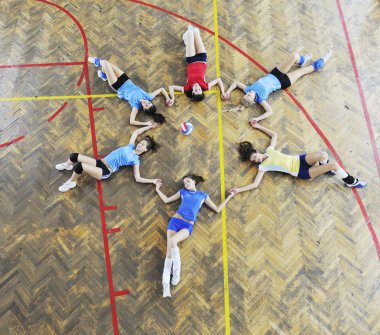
[
  {"xmin": 96, "ymin": 159, "xmax": 112, "ymax": 179},
  {"xmin": 111, "ymin": 73, "xmax": 130, "ymax": 91},
  {"xmin": 186, "ymin": 52, "xmax": 208, "ymax": 64},
  {"xmin": 270, "ymin": 67, "xmax": 291, "ymax": 89}
]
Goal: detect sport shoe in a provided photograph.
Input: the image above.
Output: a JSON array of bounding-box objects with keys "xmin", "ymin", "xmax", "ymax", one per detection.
[
  {"xmin": 97, "ymin": 70, "xmax": 107, "ymax": 81},
  {"xmin": 298, "ymin": 53, "xmax": 312, "ymax": 66},
  {"xmin": 313, "ymin": 48, "xmax": 333, "ymax": 71},
  {"xmin": 59, "ymin": 180, "xmax": 77, "ymax": 192},
  {"xmin": 188, "ymin": 25, "xmax": 199, "ymax": 33},
  {"xmin": 171, "ymin": 268, "xmax": 180, "ymax": 286},
  {"xmin": 163, "ymin": 283, "xmax": 171, "ymax": 298},
  {"xmin": 346, "ymin": 179, "xmax": 367, "ymax": 189},
  {"xmin": 88, "ymin": 56, "xmax": 102, "ymax": 67},
  {"xmin": 55, "ymin": 162, "xmax": 73, "ymax": 171},
  {"xmin": 182, "ymin": 31, "xmax": 189, "ymax": 45}
]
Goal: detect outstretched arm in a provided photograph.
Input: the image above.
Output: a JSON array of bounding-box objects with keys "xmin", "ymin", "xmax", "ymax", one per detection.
[
  {"xmin": 204, "ymin": 191, "xmax": 236, "ymax": 213},
  {"xmin": 130, "ymin": 107, "xmax": 153, "ymax": 126},
  {"xmin": 250, "ymin": 122, "xmax": 278, "ymax": 149},
  {"xmin": 151, "ymin": 87, "xmax": 172, "ymax": 106},
  {"xmin": 129, "ymin": 123, "xmax": 156, "ymax": 145},
  {"xmin": 208, "ymin": 78, "xmax": 228, "ymax": 99},
  {"xmin": 230, "ymin": 170, "xmax": 265, "ymax": 194},
  {"xmin": 168, "ymin": 85, "xmax": 184, "ymax": 104},
  {"xmin": 224, "ymin": 80, "xmax": 247, "ymax": 99},
  {"xmin": 155, "ymin": 181, "xmax": 181, "ymax": 203},
  {"xmin": 133, "ymin": 164, "xmax": 160, "ymax": 184},
  {"xmin": 250, "ymin": 101, "xmax": 273, "ymax": 123}
]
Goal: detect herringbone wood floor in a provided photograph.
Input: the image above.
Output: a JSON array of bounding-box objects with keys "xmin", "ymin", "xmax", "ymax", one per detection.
[{"xmin": 0, "ymin": 0, "xmax": 379, "ymax": 334}]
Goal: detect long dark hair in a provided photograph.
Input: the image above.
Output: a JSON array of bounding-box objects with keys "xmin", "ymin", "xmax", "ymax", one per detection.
[
  {"xmin": 138, "ymin": 136, "xmax": 159, "ymax": 156},
  {"xmin": 183, "ymin": 174, "xmax": 205, "ymax": 185},
  {"xmin": 143, "ymin": 104, "xmax": 165, "ymax": 124},
  {"xmin": 238, "ymin": 141, "xmax": 255, "ymax": 161}
]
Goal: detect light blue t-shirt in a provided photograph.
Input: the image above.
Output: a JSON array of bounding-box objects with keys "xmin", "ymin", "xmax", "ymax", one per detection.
[
  {"xmin": 104, "ymin": 144, "xmax": 140, "ymax": 173},
  {"xmin": 117, "ymin": 79, "xmax": 153, "ymax": 109},
  {"xmin": 176, "ymin": 189, "xmax": 208, "ymax": 222},
  {"xmin": 243, "ymin": 74, "xmax": 281, "ymax": 103}
]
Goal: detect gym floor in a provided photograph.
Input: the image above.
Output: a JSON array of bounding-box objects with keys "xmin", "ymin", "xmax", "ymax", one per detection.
[{"xmin": 0, "ymin": 0, "xmax": 379, "ymax": 334}]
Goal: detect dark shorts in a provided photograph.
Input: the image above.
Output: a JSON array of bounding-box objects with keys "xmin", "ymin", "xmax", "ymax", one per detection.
[
  {"xmin": 167, "ymin": 217, "xmax": 194, "ymax": 235},
  {"xmin": 111, "ymin": 73, "xmax": 130, "ymax": 91},
  {"xmin": 96, "ymin": 159, "xmax": 112, "ymax": 179},
  {"xmin": 270, "ymin": 67, "xmax": 291, "ymax": 89},
  {"xmin": 186, "ymin": 52, "xmax": 208, "ymax": 64},
  {"xmin": 297, "ymin": 154, "xmax": 311, "ymax": 179}
]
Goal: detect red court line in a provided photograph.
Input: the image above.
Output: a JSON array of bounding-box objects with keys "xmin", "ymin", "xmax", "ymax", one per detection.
[
  {"xmin": 128, "ymin": 0, "xmax": 380, "ymax": 260},
  {"xmin": 36, "ymin": 1, "xmax": 123, "ymax": 334},
  {"xmin": 114, "ymin": 290, "xmax": 130, "ymax": 297},
  {"xmin": 93, "ymin": 107, "xmax": 105, "ymax": 112},
  {"xmin": 0, "ymin": 135, "xmax": 26, "ymax": 148},
  {"xmin": 104, "ymin": 205, "xmax": 118, "ymax": 211},
  {"xmin": 47, "ymin": 102, "xmax": 68, "ymax": 122},
  {"xmin": 336, "ymin": 0, "xmax": 380, "ymax": 179},
  {"xmin": 107, "ymin": 228, "xmax": 121, "ymax": 234},
  {"xmin": 0, "ymin": 61, "xmax": 84, "ymax": 69},
  {"xmin": 77, "ymin": 66, "xmax": 85, "ymax": 87}
]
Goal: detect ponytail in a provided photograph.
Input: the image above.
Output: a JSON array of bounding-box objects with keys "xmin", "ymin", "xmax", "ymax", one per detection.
[
  {"xmin": 184, "ymin": 174, "xmax": 205, "ymax": 185},
  {"xmin": 143, "ymin": 104, "xmax": 166, "ymax": 124}
]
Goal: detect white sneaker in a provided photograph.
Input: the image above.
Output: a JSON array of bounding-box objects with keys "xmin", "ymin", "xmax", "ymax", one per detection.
[
  {"xmin": 55, "ymin": 162, "xmax": 73, "ymax": 171},
  {"xmin": 345, "ymin": 179, "xmax": 367, "ymax": 189},
  {"xmin": 182, "ymin": 31, "xmax": 189, "ymax": 45},
  {"xmin": 59, "ymin": 180, "xmax": 76, "ymax": 192},
  {"xmin": 163, "ymin": 283, "xmax": 171, "ymax": 298},
  {"xmin": 171, "ymin": 268, "xmax": 180, "ymax": 286},
  {"xmin": 188, "ymin": 25, "xmax": 199, "ymax": 33}
]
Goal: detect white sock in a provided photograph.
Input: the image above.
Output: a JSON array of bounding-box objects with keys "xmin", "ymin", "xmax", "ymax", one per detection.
[
  {"xmin": 162, "ymin": 258, "xmax": 173, "ymax": 284},
  {"xmin": 171, "ymin": 246, "xmax": 181, "ymax": 270},
  {"xmin": 322, "ymin": 48, "xmax": 333, "ymax": 63},
  {"xmin": 320, "ymin": 157, "xmax": 328, "ymax": 164},
  {"xmin": 334, "ymin": 167, "xmax": 348, "ymax": 179}
]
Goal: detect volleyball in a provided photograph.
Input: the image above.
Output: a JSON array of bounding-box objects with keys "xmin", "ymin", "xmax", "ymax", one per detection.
[{"xmin": 180, "ymin": 122, "xmax": 193, "ymax": 135}]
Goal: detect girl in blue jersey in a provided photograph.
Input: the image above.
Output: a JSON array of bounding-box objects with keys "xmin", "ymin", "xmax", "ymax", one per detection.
[
  {"xmin": 55, "ymin": 124, "xmax": 161, "ymax": 192},
  {"xmin": 230, "ymin": 121, "xmax": 367, "ymax": 195},
  {"xmin": 155, "ymin": 175, "xmax": 236, "ymax": 298},
  {"xmin": 88, "ymin": 57, "xmax": 171, "ymax": 126},
  {"xmin": 224, "ymin": 49, "xmax": 332, "ymax": 124}
]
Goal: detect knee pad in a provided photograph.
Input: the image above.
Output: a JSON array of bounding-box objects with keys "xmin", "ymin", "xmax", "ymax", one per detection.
[
  {"xmin": 70, "ymin": 153, "xmax": 79, "ymax": 163},
  {"xmin": 73, "ymin": 162, "xmax": 83, "ymax": 174}
]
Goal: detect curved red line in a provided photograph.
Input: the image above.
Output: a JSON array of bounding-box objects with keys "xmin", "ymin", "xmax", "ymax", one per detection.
[
  {"xmin": 35, "ymin": 1, "xmax": 122, "ymax": 334},
  {"xmin": 127, "ymin": 0, "xmax": 380, "ymax": 260},
  {"xmin": 47, "ymin": 101, "xmax": 68, "ymax": 122}
]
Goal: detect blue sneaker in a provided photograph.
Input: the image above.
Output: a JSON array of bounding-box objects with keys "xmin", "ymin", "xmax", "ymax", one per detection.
[
  {"xmin": 88, "ymin": 56, "xmax": 102, "ymax": 68},
  {"xmin": 346, "ymin": 179, "xmax": 367, "ymax": 188},
  {"xmin": 313, "ymin": 49, "xmax": 333, "ymax": 71},
  {"xmin": 97, "ymin": 70, "xmax": 107, "ymax": 81}
]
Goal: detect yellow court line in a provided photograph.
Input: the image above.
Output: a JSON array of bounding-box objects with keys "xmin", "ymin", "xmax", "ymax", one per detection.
[
  {"xmin": 0, "ymin": 90, "xmax": 218, "ymax": 102},
  {"xmin": 213, "ymin": 1, "xmax": 230, "ymax": 334}
]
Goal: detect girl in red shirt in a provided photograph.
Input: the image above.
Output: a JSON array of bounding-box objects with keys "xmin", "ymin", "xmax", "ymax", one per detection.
[{"xmin": 168, "ymin": 26, "xmax": 228, "ymax": 104}]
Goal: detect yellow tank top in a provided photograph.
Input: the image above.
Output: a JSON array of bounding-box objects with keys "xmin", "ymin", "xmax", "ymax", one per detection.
[{"xmin": 258, "ymin": 147, "xmax": 300, "ymax": 177}]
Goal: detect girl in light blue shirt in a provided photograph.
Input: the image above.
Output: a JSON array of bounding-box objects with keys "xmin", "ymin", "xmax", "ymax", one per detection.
[
  {"xmin": 55, "ymin": 124, "xmax": 161, "ymax": 192},
  {"xmin": 225, "ymin": 49, "xmax": 332, "ymax": 124},
  {"xmin": 88, "ymin": 57, "xmax": 172, "ymax": 126},
  {"xmin": 155, "ymin": 175, "xmax": 236, "ymax": 298}
]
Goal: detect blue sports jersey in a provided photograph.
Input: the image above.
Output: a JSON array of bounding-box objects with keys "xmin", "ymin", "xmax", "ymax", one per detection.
[
  {"xmin": 117, "ymin": 79, "xmax": 153, "ymax": 109},
  {"xmin": 243, "ymin": 74, "xmax": 281, "ymax": 103},
  {"xmin": 176, "ymin": 189, "xmax": 208, "ymax": 222},
  {"xmin": 104, "ymin": 144, "xmax": 140, "ymax": 173}
]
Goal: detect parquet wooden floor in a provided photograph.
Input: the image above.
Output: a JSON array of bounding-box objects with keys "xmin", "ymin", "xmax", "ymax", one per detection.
[{"xmin": 0, "ymin": 0, "xmax": 379, "ymax": 334}]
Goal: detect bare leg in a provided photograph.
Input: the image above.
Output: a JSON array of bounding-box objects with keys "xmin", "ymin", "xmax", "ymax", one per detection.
[
  {"xmin": 277, "ymin": 53, "xmax": 301, "ymax": 74},
  {"xmin": 308, "ymin": 162, "xmax": 340, "ymax": 178},
  {"xmin": 169, "ymin": 228, "xmax": 190, "ymax": 286},
  {"xmin": 305, "ymin": 151, "xmax": 328, "ymax": 166},
  {"xmin": 185, "ymin": 31, "xmax": 196, "ymax": 57},
  {"xmin": 99, "ymin": 60, "xmax": 119, "ymax": 86},
  {"xmin": 70, "ymin": 164, "xmax": 102, "ymax": 182},
  {"xmin": 287, "ymin": 65, "xmax": 314, "ymax": 85},
  {"xmin": 193, "ymin": 29, "xmax": 206, "ymax": 54}
]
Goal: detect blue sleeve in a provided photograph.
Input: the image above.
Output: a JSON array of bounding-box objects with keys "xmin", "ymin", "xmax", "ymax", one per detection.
[
  {"xmin": 128, "ymin": 143, "xmax": 135, "ymax": 149},
  {"xmin": 255, "ymin": 95, "xmax": 264, "ymax": 104},
  {"xmin": 134, "ymin": 156, "xmax": 140, "ymax": 165},
  {"xmin": 243, "ymin": 85, "xmax": 252, "ymax": 94},
  {"xmin": 129, "ymin": 100, "xmax": 141, "ymax": 109},
  {"xmin": 147, "ymin": 93, "xmax": 154, "ymax": 101},
  {"xmin": 179, "ymin": 189, "xmax": 185, "ymax": 196}
]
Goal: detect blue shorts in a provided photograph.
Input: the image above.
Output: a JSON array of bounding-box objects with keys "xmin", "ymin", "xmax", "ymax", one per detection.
[
  {"xmin": 167, "ymin": 217, "xmax": 194, "ymax": 235},
  {"xmin": 297, "ymin": 154, "xmax": 311, "ymax": 179},
  {"xmin": 186, "ymin": 52, "xmax": 208, "ymax": 64}
]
